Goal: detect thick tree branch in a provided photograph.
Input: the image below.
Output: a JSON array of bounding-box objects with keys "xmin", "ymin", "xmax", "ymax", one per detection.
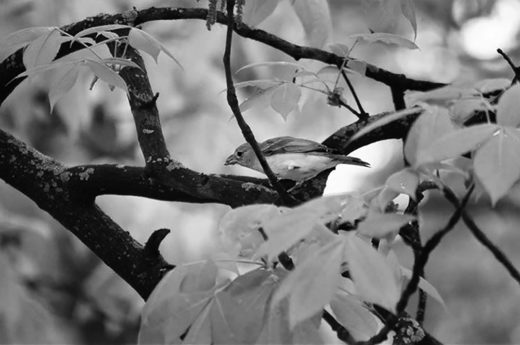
[
  {"xmin": 0, "ymin": 128, "xmax": 170, "ymax": 299},
  {"xmin": 66, "ymin": 164, "xmax": 279, "ymax": 207}
]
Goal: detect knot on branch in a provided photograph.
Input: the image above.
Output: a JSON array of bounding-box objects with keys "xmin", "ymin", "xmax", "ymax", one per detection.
[
  {"xmin": 144, "ymin": 228, "xmax": 171, "ymax": 257},
  {"xmin": 394, "ymin": 318, "xmax": 426, "ymax": 345}
]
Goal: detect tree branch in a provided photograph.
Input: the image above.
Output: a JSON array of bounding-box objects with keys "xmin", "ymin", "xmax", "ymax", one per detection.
[{"xmin": 0, "ymin": 128, "xmax": 170, "ymax": 299}]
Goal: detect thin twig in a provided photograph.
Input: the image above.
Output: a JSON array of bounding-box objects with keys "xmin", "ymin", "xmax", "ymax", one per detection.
[
  {"xmin": 396, "ymin": 184, "xmax": 474, "ymax": 314},
  {"xmin": 443, "ymin": 187, "xmax": 520, "ymax": 286},
  {"xmin": 462, "ymin": 212, "xmax": 520, "ymax": 286},
  {"xmin": 322, "ymin": 310, "xmax": 357, "ymax": 344},
  {"xmin": 497, "ymin": 48, "xmax": 520, "ymax": 83},
  {"xmin": 222, "ymin": 0, "xmax": 293, "ymax": 205},
  {"xmin": 341, "ymin": 70, "xmax": 368, "ymax": 118}
]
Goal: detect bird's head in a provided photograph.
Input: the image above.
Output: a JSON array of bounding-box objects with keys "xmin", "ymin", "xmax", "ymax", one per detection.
[{"xmin": 224, "ymin": 142, "xmax": 257, "ymax": 168}]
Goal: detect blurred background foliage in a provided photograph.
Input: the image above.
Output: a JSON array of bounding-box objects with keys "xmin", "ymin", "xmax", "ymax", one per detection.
[{"xmin": 0, "ymin": 0, "xmax": 520, "ymax": 343}]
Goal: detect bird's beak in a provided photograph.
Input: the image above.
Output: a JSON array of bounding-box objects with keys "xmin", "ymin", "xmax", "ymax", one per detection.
[{"xmin": 224, "ymin": 154, "xmax": 237, "ymax": 166}]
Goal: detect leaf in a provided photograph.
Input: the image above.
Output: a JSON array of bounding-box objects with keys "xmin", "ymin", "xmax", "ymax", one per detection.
[
  {"xmin": 291, "ymin": 0, "xmax": 332, "ymax": 48},
  {"xmin": 218, "ymin": 204, "xmax": 283, "ymax": 258},
  {"xmin": 345, "ymin": 59, "xmax": 367, "ymax": 75},
  {"xmin": 128, "ymin": 28, "xmax": 182, "ymax": 68},
  {"xmin": 349, "ymin": 107, "xmax": 423, "ymax": 143},
  {"xmin": 272, "ymin": 239, "xmax": 344, "ymax": 328},
  {"xmin": 255, "ymin": 194, "xmax": 363, "ymax": 260},
  {"xmin": 375, "ymin": 187, "xmax": 399, "ymax": 212},
  {"xmin": 450, "ymin": 97, "xmax": 491, "ymax": 124},
  {"xmin": 23, "ymin": 28, "xmax": 66, "ymax": 68},
  {"xmin": 270, "ymin": 82, "xmax": 301, "ymax": 120},
  {"xmin": 330, "ymin": 290, "xmax": 380, "ymax": 341},
  {"xmin": 474, "ymin": 128, "xmax": 520, "ymax": 205},
  {"xmin": 473, "ymin": 78, "xmax": 511, "ymax": 94},
  {"xmin": 0, "ymin": 27, "xmax": 53, "ymax": 62},
  {"xmin": 328, "ymin": 42, "xmax": 350, "ymax": 56},
  {"xmin": 236, "ymin": 61, "xmax": 303, "ymax": 74},
  {"xmin": 404, "ymin": 107, "xmax": 455, "ymax": 166},
  {"xmin": 401, "ymin": 267, "xmax": 446, "ymax": 309},
  {"xmin": 14, "ymin": 60, "xmax": 76, "ymax": 81},
  {"xmin": 48, "ymin": 65, "xmax": 79, "ymax": 112},
  {"xmin": 344, "ymin": 233, "xmax": 401, "ymax": 312},
  {"xmin": 84, "ymin": 59, "xmax": 127, "ymax": 92},
  {"xmin": 350, "ymin": 33, "xmax": 418, "ymax": 50},
  {"xmin": 362, "ymin": 0, "xmax": 402, "ymax": 33},
  {"xmin": 239, "ymin": 85, "xmax": 279, "ymax": 112},
  {"xmin": 242, "ymin": 0, "xmax": 279, "ymax": 27},
  {"xmin": 385, "ymin": 168, "xmax": 420, "ymax": 199},
  {"xmin": 406, "ymin": 86, "xmax": 477, "ymax": 106},
  {"xmin": 101, "ymin": 57, "xmax": 141, "ymax": 70},
  {"xmin": 416, "ymin": 123, "xmax": 498, "ymax": 166},
  {"xmin": 400, "ymin": 0, "xmax": 417, "ymax": 39},
  {"xmin": 496, "ymin": 83, "xmax": 520, "ymax": 127},
  {"xmin": 232, "ymin": 79, "xmax": 282, "ymax": 90},
  {"xmin": 138, "ymin": 261, "xmax": 217, "ymax": 344},
  {"xmin": 356, "ymin": 209, "xmax": 415, "ymax": 239},
  {"xmin": 74, "ymin": 24, "xmax": 130, "ymax": 38}
]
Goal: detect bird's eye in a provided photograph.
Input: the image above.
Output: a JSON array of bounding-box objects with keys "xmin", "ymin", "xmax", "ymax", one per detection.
[{"xmin": 236, "ymin": 151, "xmax": 243, "ymax": 158}]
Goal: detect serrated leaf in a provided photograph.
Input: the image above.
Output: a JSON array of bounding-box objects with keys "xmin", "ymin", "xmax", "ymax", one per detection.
[
  {"xmin": 356, "ymin": 209, "xmax": 415, "ymax": 239},
  {"xmin": 473, "ymin": 78, "xmax": 511, "ymax": 94},
  {"xmin": 330, "ymin": 291, "xmax": 380, "ymax": 341},
  {"xmin": 291, "ymin": 0, "xmax": 332, "ymax": 48},
  {"xmin": 270, "ymin": 82, "xmax": 301, "ymax": 120},
  {"xmin": 84, "ymin": 59, "xmax": 127, "ymax": 91},
  {"xmin": 496, "ymin": 84, "xmax": 520, "ymax": 127},
  {"xmin": 0, "ymin": 26, "xmax": 53, "ymax": 62},
  {"xmin": 350, "ymin": 32, "xmax": 418, "ymax": 50},
  {"xmin": 404, "ymin": 107, "xmax": 455, "ymax": 166},
  {"xmin": 128, "ymin": 28, "xmax": 182, "ymax": 68},
  {"xmin": 48, "ymin": 65, "xmax": 79, "ymax": 112},
  {"xmin": 272, "ymin": 239, "xmax": 344, "ymax": 328},
  {"xmin": 400, "ymin": 0, "xmax": 417, "ymax": 39},
  {"xmin": 74, "ymin": 24, "xmax": 130, "ymax": 38},
  {"xmin": 23, "ymin": 28, "xmax": 65, "ymax": 68},
  {"xmin": 349, "ymin": 107, "xmax": 423, "ymax": 143},
  {"xmin": 236, "ymin": 61, "xmax": 303, "ymax": 74},
  {"xmin": 417, "ymin": 123, "xmax": 498, "ymax": 166},
  {"xmin": 242, "ymin": 0, "xmax": 279, "ymax": 27},
  {"xmin": 385, "ymin": 168, "xmax": 420, "ymax": 199},
  {"xmin": 474, "ymin": 128, "xmax": 520, "ymax": 205},
  {"xmin": 344, "ymin": 233, "xmax": 401, "ymax": 312}
]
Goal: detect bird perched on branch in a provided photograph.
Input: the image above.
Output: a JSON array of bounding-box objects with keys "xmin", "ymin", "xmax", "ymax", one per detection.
[{"xmin": 225, "ymin": 136, "xmax": 369, "ymax": 181}]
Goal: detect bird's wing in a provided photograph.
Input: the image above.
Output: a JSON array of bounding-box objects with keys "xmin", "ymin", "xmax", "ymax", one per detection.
[{"xmin": 260, "ymin": 136, "xmax": 329, "ymax": 155}]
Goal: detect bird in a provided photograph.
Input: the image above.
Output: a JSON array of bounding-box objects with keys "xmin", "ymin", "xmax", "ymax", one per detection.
[{"xmin": 224, "ymin": 136, "xmax": 369, "ymax": 181}]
